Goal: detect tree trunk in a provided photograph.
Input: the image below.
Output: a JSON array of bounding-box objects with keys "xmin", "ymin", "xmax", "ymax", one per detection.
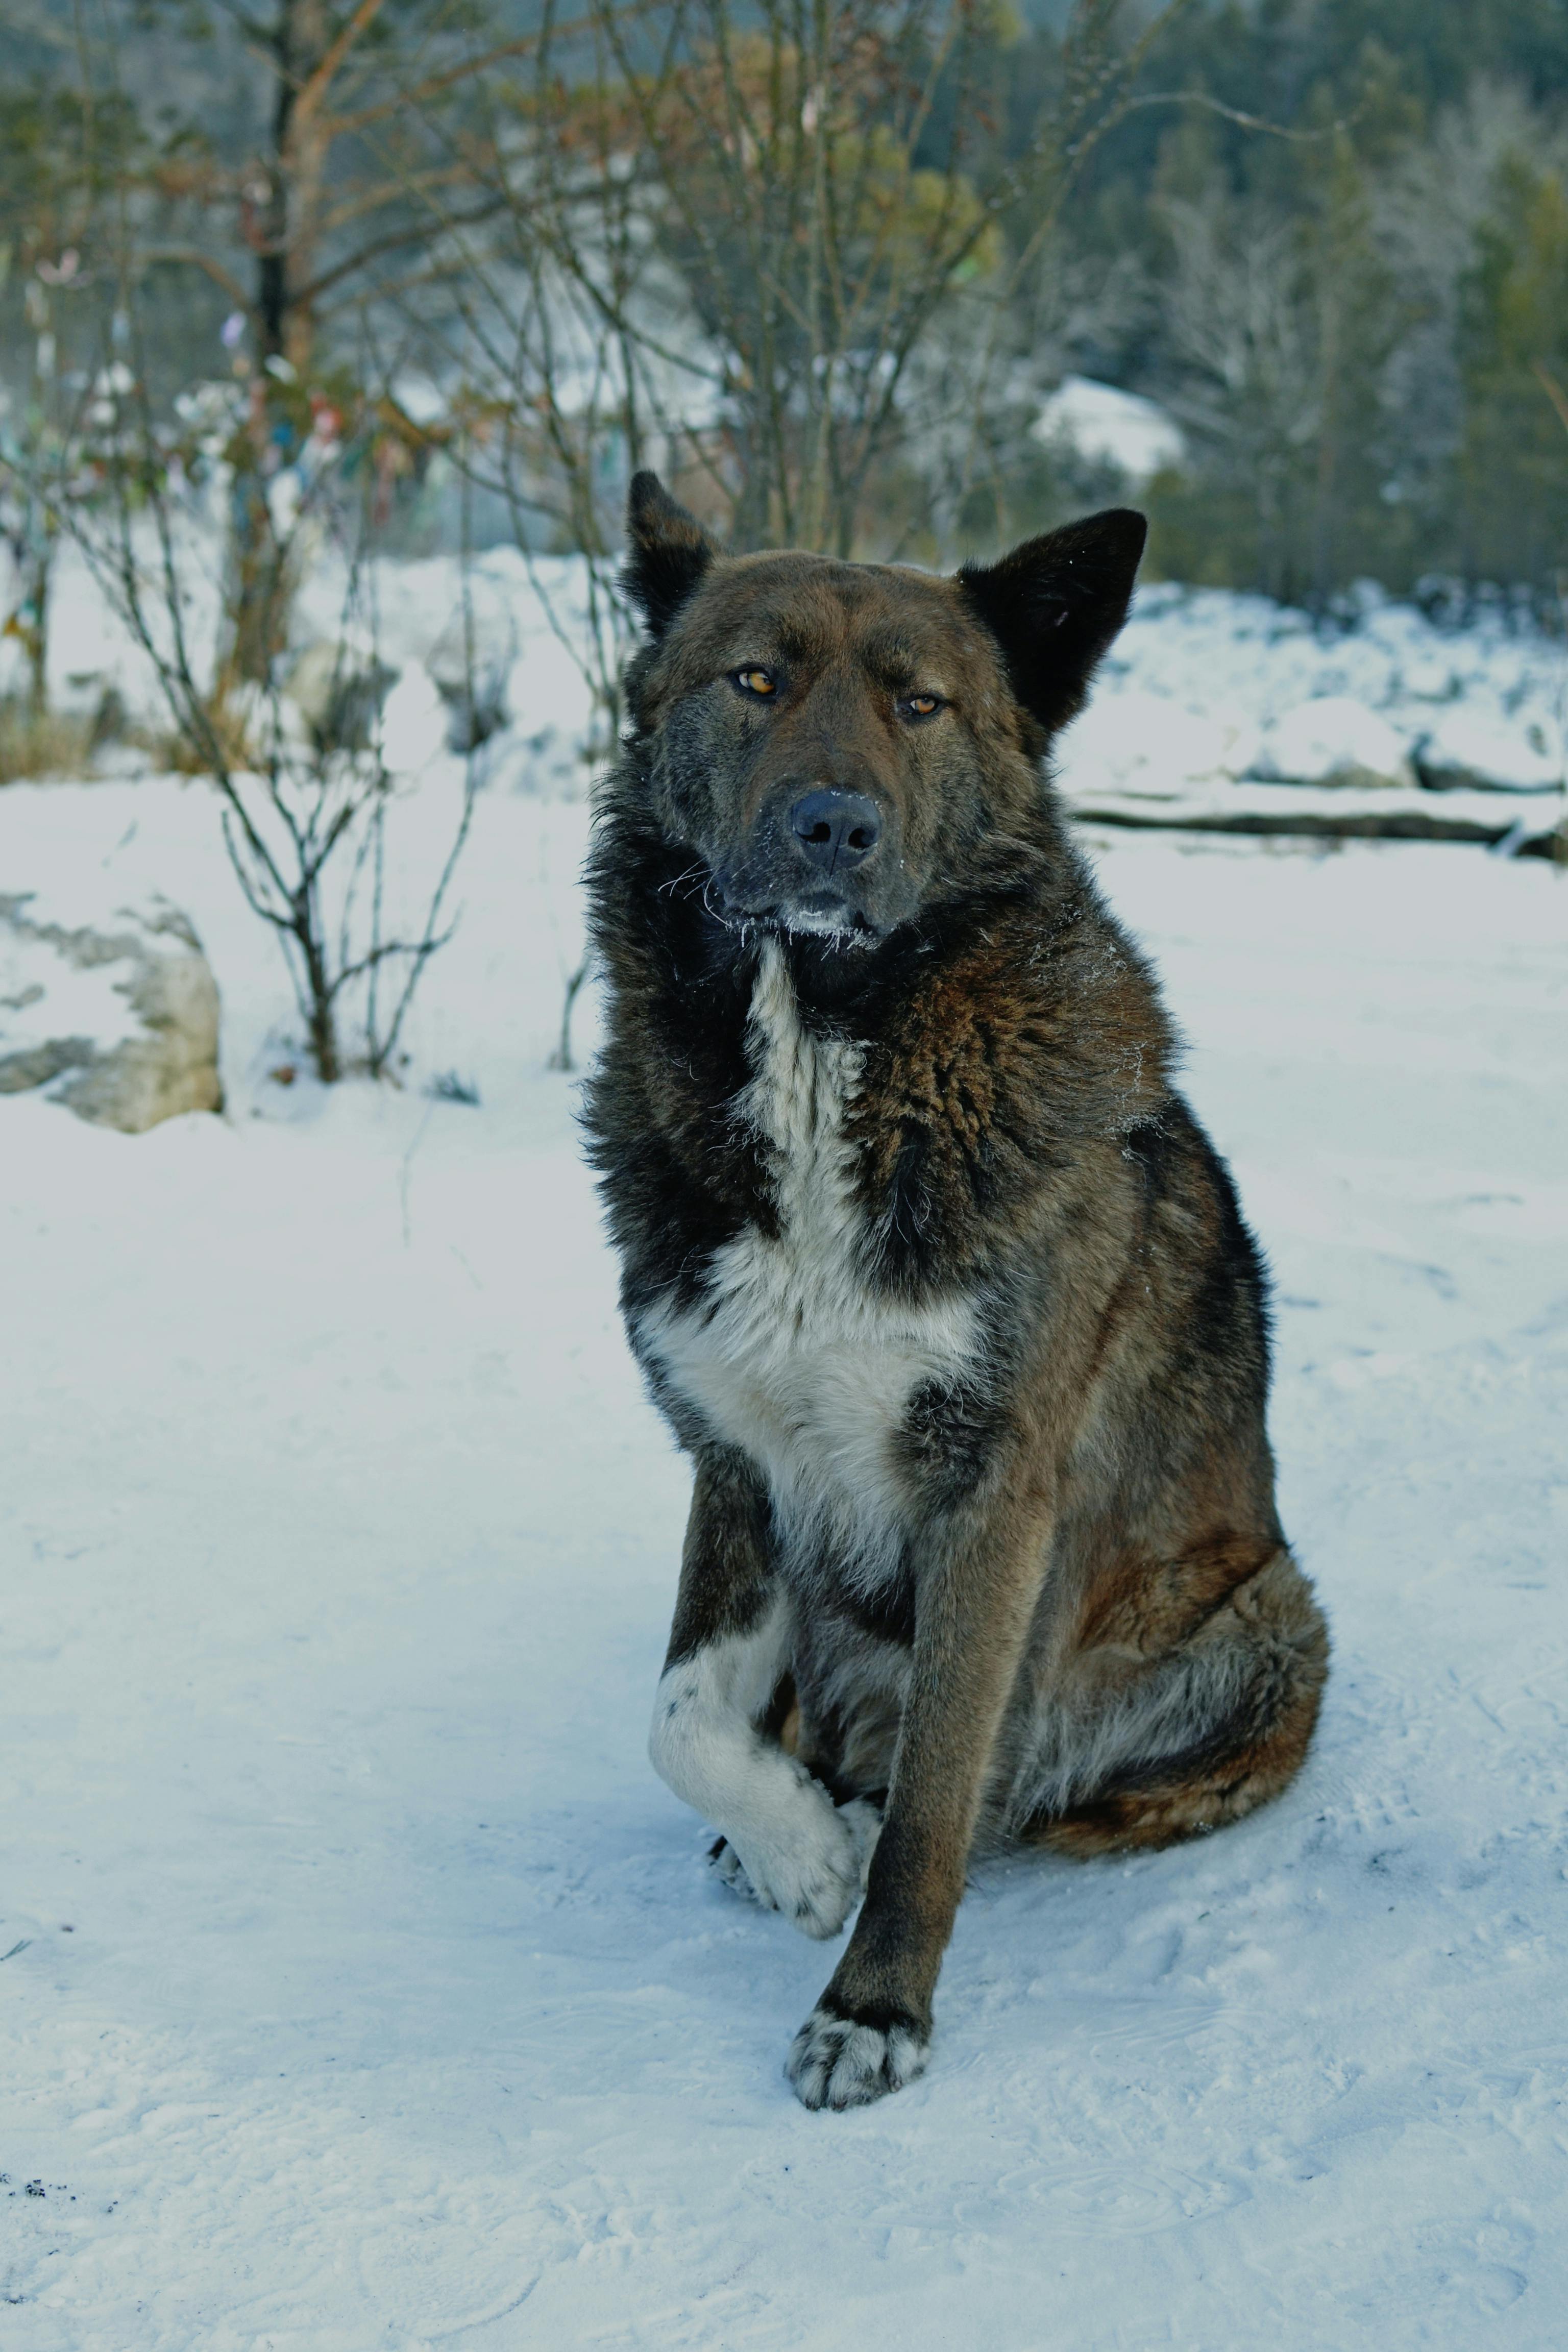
[
  {"xmin": 258, "ymin": 0, "xmax": 330, "ymax": 373},
  {"xmin": 21, "ymin": 521, "xmax": 53, "ymax": 721},
  {"xmin": 219, "ymin": 0, "xmax": 332, "ymax": 696}
]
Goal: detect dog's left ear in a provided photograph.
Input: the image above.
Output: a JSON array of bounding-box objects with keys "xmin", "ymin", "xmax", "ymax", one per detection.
[
  {"xmin": 623, "ymin": 471, "xmax": 718, "ymax": 639},
  {"xmin": 957, "ymin": 508, "xmax": 1146, "ymax": 740}
]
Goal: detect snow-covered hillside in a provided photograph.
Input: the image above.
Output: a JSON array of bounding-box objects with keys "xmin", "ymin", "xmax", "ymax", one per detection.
[{"xmin": 3, "ymin": 757, "xmax": 1565, "ymax": 2344}]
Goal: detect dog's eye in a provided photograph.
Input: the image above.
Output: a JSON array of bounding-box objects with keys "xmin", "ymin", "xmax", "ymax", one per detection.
[
  {"xmin": 899, "ymin": 692, "xmax": 944, "ymax": 721},
  {"xmin": 733, "ymin": 667, "xmax": 777, "ymax": 698}
]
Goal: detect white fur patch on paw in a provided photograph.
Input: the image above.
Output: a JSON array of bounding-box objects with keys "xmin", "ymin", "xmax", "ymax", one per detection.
[
  {"xmin": 707, "ymin": 1785, "xmax": 868, "ymax": 1940},
  {"xmin": 837, "ymin": 1797, "xmax": 883, "ymax": 1883},
  {"xmin": 786, "ymin": 2005, "xmax": 929, "ymax": 2110},
  {"xmin": 708, "ymin": 1834, "xmax": 760, "ymax": 1903}
]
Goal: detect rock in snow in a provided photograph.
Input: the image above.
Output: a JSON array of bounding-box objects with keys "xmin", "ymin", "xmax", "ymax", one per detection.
[
  {"xmin": 1416, "ymin": 702, "xmax": 1564, "ymax": 793},
  {"xmin": 283, "ymin": 638, "xmax": 399, "ymax": 755},
  {"xmin": 1034, "ymin": 375, "xmax": 1186, "ymax": 484},
  {"xmin": 1255, "ymin": 696, "xmax": 1416, "ymax": 790},
  {"xmin": 1056, "ymin": 690, "xmax": 1262, "ymax": 796},
  {"xmin": 0, "ymin": 892, "xmax": 222, "ymax": 1132},
  {"xmin": 376, "ymin": 661, "xmax": 453, "ymax": 777},
  {"xmin": 426, "ymin": 579, "xmax": 519, "ymax": 751}
]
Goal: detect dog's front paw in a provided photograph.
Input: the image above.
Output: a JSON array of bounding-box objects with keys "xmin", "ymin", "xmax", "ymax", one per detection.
[
  {"xmin": 708, "ymin": 1833, "xmax": 761, "ymax": 1903},
  {"xmin": 786, "ymin": 1999, "xmax": 930, "ymax": 2110},
  {"xmin": 707, "ymin": 1787, "xmax": 870, "ymax": 1940}
]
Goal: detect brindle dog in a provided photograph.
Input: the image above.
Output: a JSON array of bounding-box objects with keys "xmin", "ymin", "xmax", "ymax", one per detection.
[{"xmin": 584, "ymin": 473, "xmax": 1329, "ymax": 2109}]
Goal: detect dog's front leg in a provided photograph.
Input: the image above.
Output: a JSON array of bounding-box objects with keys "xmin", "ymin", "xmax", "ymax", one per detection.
[
  {"xmin": 787, "ymin": 1475, "xmax": 1055, "ymax": 2106},
  {"xmin": 650, "ymin": 1447, "xmax": 876, "ymax": 1941}
]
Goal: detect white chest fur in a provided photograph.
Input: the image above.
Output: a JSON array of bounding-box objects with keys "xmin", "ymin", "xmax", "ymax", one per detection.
[{"xmin": 638, "ymin": 941, "xmax": 977, "ymax": 1577}]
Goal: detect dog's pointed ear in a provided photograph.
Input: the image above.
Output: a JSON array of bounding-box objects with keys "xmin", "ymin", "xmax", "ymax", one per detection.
[
  {"xmin": 957, "ymin": 508, "xmax": 1146, "ymax": 740},
  {"xmin": 622, "ymin": 471, "xmax": 718, "ymax": 639}
]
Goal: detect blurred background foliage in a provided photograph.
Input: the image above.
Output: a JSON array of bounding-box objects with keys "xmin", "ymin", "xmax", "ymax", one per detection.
[{"xmin": 2, "ymin": 0, "xmax": 1567, "ymax": 661}]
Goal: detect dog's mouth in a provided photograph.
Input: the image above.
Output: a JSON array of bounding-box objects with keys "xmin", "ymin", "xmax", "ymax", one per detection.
[
  {"xmin": 772, "ymin": 897, "xmax": 883, "ymax": 948},
  {"xmin": 712, "ymin": 883, "xmax": 884, "ymax": 948}
]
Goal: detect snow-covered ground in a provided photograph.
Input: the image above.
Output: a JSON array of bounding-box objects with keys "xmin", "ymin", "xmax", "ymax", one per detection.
[{"xmin": 3, "ymin": 752, "xmax": 1566, "ymax": 2345}]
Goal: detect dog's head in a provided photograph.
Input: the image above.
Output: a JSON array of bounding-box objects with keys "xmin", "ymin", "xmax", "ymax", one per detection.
[{"xmin": 620, "ymin": 472, "xmax": 1145, "ymax": 945}]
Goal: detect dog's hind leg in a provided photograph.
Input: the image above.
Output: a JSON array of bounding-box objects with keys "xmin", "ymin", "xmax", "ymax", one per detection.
[
  {"xmin": 649, "ymin": 1448, "xmax": 876, "ymax": 1940},
  {"xmin": 1018, "ymin": 1547, "xmax": 1330, "ymax": 1856}
]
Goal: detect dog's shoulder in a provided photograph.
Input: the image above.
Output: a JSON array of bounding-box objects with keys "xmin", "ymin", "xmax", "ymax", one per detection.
[{"xmin": 838, "ymin": 870, "xmax": 1178, "ymax": 1287}]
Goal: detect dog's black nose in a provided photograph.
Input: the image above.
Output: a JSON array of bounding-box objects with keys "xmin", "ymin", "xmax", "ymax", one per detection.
[{"xmin": 789, "ymin": 788, "xmax": 881, "ymax": 871}]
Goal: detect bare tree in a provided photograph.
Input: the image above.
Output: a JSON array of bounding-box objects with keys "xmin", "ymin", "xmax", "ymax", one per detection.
[
  {"xmin": 369, "ymin": 2, "xmax": 1190, "ymax": 1066},
  {"xmin": 51, "ymin": 309, "xmax": 481, "ymax": 1083},
  {"xmin": 1157, "ymin": 192, "xmax": 1320, "ymax": 591},
  {"xmin": 447, "ymin": 0, "xmax": 1193, "ymax": 562},
  {"xmin": 0, "ymin": 75, "xmax": 139, "ymax": 738},
  {"xmin": 124, "ymin": 0, "xmax": 546, "ymax": 692},
  {"xmin": 1373, "ymin": 82, "xmax": 1568, "ymax": 547},
  {"xmin": 0, "ymin": 251, "xmax": 87, "ymax": 724},
  {"xmin": 1155, "ymin": 122, "xmax": 1403, "ymax": 609}
]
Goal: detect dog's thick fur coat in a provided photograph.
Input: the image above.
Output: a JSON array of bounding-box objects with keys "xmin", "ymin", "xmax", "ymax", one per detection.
[{"xmin": 584, "ymin": 475, "xmax": 1329, "ymax": 2108}]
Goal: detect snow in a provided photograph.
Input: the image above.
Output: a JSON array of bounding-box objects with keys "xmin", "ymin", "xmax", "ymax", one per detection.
[
  {"xmin": 315, "ymin": 547, "xmax": 601, "ymax": 798},
  {"xmin": 1059, "ymin": 580, "xmax": 1568, "ymax": 811},
  {"xmin": 9, "ymin": 523, "xmax": 1566, "ymax": 827},
  {"xmin": 1254, "ymin": 696, "xmax": 1415, "ymax": 790},
  {"xmin": 0, "ymin": 916, "xmax": 141, "ymax": 1062},
  {"xmin": 3, "ymin": 750, "xmax": 1567, "ymax": 2344},
  {"xmin": 0, "ymin": 537, "xmax": 603, "ymax": 804},
  {"xmin": 1418, "ymin": 703, "xmax": 1564, "ymax": 794},
  {"xmin": 1036, "ymin": 376, "xmax": 1187, "ymax": 484},
  {"xmin": 1050, "ymin": 690, "xmax": 1262, "ymax": 795}
]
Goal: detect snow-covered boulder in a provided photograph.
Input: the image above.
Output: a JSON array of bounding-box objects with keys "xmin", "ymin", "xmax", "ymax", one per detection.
[
  {"xmin": 283, "ymin": 640, "xmax": 399, "ymax": 755},
  {"xmin": 1396, "ymin": 655, "xmax": 1458, "ymax": 702},
  {"xmin": 0, "ymin": 893, "xmax": 222, "ymax": 1133},
  {"xmin": 426, "ymin": 583, "xmax": 519, "ymax": 751},
  {"xmin": 1415, "ymin": 705, "xmax": 1563, "ymax": 794},
  {"xmin": 1056, "ymin": 691, "xmax": 1261, "ymax": 797},
  {"xmin": 1254, "ymin": 697, "xmax": 1416, "ymax": 790},
  {"xmin": 1035, "ymin": 377, "xmax": 1186, "ymax": 485},
  {"xmin": 377, "ymin": 664, "xmax": 452, "ymax": 779}
]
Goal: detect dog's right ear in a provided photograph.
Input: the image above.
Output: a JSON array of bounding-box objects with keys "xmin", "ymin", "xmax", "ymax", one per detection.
[{"xmin": 622, "ymin": 472, "xmax": 717, "ymax": 639}]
